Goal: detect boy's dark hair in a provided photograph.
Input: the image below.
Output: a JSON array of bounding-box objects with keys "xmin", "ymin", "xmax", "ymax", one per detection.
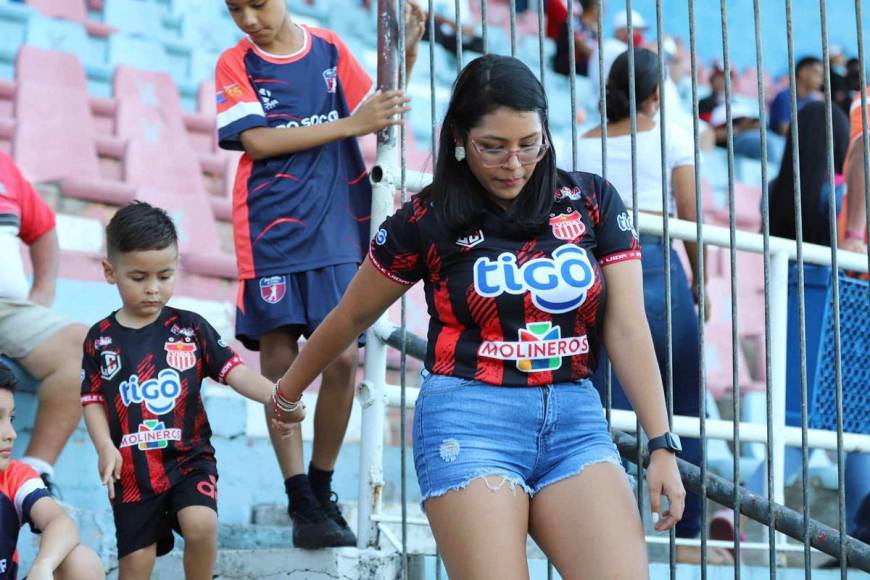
[
  {"xmin": 0, "ymin": 362, "xmax": 18, "ymax": 393},
  {"xmin": 606, "ymin": 48, "xmax": 660, "ymax": 123},
  {"xmin": 106, "ymin": 201, "xmax": 178, "ymax": 258},
  {"xmin": 424, "ymin": 54, "xmax": 557, "ymax": 236},
  {"xmin": 579, "ymin": 0, "xmax": 598, "ymax": 11},
  {"xmin": 796, "ymin": 56, "xmax": 822, "ymax": 75}
]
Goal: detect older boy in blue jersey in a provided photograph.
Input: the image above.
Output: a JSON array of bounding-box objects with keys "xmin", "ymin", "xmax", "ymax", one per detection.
[{"xmin": 217, "ymin": 0, "xmax": 424, "ymax": 548}]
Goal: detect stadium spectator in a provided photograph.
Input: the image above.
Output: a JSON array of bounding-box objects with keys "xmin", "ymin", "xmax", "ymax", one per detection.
[
  {"xmin": 588, "ymin": 9, "xmax": 648, "ymax": 102},
  {"xmin": 544, "ymin": 0, "xmax": 569, "ymax": 40},
  {"xmin": 769, "ymin": 100, "xmax": 849, "ymax": 246},
  {"xmin": 272, "ymin": 54, "xmax": 686, "ymax": 579},
  {"xmin": 552, "ymin": 0, "xmax": 599, "ymax": 77},
  {"xmin": 0, "ymin": 362, "xmax": 104, "ymax": 580},
  {"xmin": 829, "ymin": 47, "xmax": 852, "ymax": 114},
  {"xmin": 217, "ymin": 0, "xmax": 424, "ymax": 549},
  {"xmin": 843, "ymin": 84, "xmax": 869, "ymax": 254},
  {"xmin": 708, "ymin": 100, "xmax": 785, "ymax": 166},
  {"xmin": 577, "ymin": 49, "xmax": 724, "ymax": 566},
  {"xmin": 422, "ymin": 0, "xmax": 484, "ymax": 56},
  {"xmin": 768, "ymin": 56, "xmax": 823, "ymax": 137},
  {"xmin": 698, "ymin": 66, "xmax": 727, "ymax": 123},
  {"xmin": 80, "ymin": 202, "xmax": 293, "ymax": 578},
  {"xmin": 0, "ymin": 150, "xmax": 87, "ymax": 493}
]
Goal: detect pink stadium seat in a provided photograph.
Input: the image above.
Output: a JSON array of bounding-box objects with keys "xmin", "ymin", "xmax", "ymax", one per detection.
[
  {"xmin": 0, "ymin": 79, "xmax": 16, "ymax": 118},
  {"xmin": 135, "ymin": 187, "xmax": 237, "ymax": 280},
  {"xmin": 124, "ymin": 136, "xmax": 205, "ymax": 194},
  {"xmin": 26, "ymin": 0, "xmax": 114, "ymax": 36},
  {"xmin": 114, "ymin": 66, "xmax": 186, "ymax": 138},
  {"xmin": 733, "ymin": 182, "xmax": 762, "ymax": 230},
  {"xmin": 16, "ymin": 45, "xmax": 87, "ymax": 89}
]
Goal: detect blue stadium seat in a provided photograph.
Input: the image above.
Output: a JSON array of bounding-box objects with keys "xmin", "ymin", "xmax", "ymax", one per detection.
[
  {"xmin": 102, "ymin": 0, "xmax": 172, "ymax": 41},
  {"xmin": 178, "ymin": 9, "xmax": 240, "ymax": 55},
  {"xmin": 0, "ymin": 2, "xmax": 33, "ymax": 78}
]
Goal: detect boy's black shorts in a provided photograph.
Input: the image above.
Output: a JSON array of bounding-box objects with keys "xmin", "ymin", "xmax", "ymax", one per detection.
[{"xmin": 113, "ymin": 469, "xmax": 218, "ymax": 559}]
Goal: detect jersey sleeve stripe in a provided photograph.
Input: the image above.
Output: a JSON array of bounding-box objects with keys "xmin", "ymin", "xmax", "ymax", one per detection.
[
  {"xmin": 14, "ymin": 478, "xmax": 48, "ymax": 524},
  {"xmin": 217, "ymin": 102, "xmax": 266, "ymax": 130},
  {"xmin": 599, "ymin": 249, "xmax": 642, "ymax": 267},
  {"xmin": 81, "ymin": 393, "xmax": 105, "ymax": 405},
  {"xmin": 217, "ymin": 355, "xmax": 244, "ymax": 384},
  {"xmin": 368, "ymin": 248, "xmax": 415, "ymax": 286}
]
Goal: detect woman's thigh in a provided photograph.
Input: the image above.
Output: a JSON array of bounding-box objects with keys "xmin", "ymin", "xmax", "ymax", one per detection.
[
  {"xmin": 425, "ymin": 478, "xmax": 532, "ymax": 580},
  {"xmin": 529, "ymin": 462, "xmax": 648, "ymax": 580}
]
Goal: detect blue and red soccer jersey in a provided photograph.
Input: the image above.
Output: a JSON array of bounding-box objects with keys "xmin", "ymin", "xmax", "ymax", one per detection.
[
  {"xmin": 370, "ymin": 171, "xmax": 641, "ymax": 387},
  {"xmin": 0, "ymin": 461, "xmax": 51, "ymax": 579},
  {"xmin": 215, "ymin": 26, "xmax": 374, "ymax": 280}
]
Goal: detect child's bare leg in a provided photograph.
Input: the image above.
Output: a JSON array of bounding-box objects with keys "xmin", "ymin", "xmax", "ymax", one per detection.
[
  {"xmin": 260, "ymin": 329, "xmax": 304, "ymax": 478},
  {"xmin": 54, "ymin": 544, "xmax": 105, "ymax": 580},
  {"xmin": 177, "ymin": 506, "xmax": 218, "ymax": 580},
  {"xmin": 118, "ymin": 544, "xmax": 156, "ymax": 580},
  {"xmin": 311, "ymin": 344, "xmax": 358, "ymax": 470}
]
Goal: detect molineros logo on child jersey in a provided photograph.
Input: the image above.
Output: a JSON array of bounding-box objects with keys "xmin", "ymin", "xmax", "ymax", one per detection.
[
  {"xmin": 473, "ymin": 243, "xmax": 596, "ymax": 313},
  {"xmin": 120, "ymin": 369, "xmax": 182, "ymax": 415}
]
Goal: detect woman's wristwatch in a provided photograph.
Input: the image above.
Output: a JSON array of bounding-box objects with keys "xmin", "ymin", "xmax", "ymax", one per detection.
[{"xmin": 648, "ymin": 432, "xmax": 683, "ymax": 455}]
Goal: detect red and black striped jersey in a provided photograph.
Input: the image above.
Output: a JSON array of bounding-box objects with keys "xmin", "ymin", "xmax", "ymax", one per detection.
[
  {"xmin": 80, "ymin": 307, "xmax": 243, "ymax": 503},
  {"xmin": 369, "ymin": 171, "xmax": 641, "ymax": 387}
]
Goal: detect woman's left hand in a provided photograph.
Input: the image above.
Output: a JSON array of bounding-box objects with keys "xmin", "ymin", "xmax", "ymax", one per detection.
[{"xmin": 647, "ymin": 449, "xmax": 686, "ymax": 532}]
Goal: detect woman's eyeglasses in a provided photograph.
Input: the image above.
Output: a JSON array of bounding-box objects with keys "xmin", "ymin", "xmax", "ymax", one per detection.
[{"xmin": 468, "ymin": 139, "xmax": 549, "ymax": 168}]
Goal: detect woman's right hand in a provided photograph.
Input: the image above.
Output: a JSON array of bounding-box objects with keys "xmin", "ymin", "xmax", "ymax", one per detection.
[
  {"xmin": 348, "ymin": 90, "xmax": 411, "ymax": 136},
  {"xmin": 98, "ymin": 443, "xmax": 122, "ymax": 500}
]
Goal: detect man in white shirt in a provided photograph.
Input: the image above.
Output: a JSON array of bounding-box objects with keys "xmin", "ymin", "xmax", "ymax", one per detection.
[{"xmin": 0, "ymin": 151, "xmax": 87, "ymax": 493}]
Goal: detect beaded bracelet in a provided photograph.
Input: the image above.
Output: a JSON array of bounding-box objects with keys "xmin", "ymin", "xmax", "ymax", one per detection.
[
  {"xmin": 845, "ymin": 229, "xmax": 866, "ymax": 241},
  {"xmin": 272, "ymin": 380, "xmax": 303, "ymax": 413}
]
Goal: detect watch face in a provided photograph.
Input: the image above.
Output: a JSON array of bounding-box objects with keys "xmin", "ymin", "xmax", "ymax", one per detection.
[{"xmin": 666, "ymin": 433, "xmax": 683, "ymax": 452}]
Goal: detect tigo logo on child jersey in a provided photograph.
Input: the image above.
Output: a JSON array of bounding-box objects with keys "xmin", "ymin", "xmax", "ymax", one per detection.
[
  {"xmin": 275, "ymin": 110, "xmax": 340, "ymax": 129},
  {"xmin": 120, "ymin": 419, "xmax": 181, "ymax": 451},
  {"xmin": 165, "ymin": 339, "xmax": 197, "ymax": 372},
  {"xmin": 260, "ymin": 276, "xmax": 287, "ymax": 304},
  {"xmin": 120, "ymin": 369, "xmax": 182, "ymax": 415},
  {"xmin": 473, "ymin": 244, "xmax": 596, "ymax": 313},
  {"xmin": 478, "ymin": 322, "xmax": 589, "ymax": 373},
  {"xmin": 323, "ymin": 67, "xmax": 337, "ymax": 93}
]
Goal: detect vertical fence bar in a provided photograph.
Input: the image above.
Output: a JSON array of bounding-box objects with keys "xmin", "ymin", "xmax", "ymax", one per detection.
[
  {"xmin": 653, "ymin": 2, "xmax": 676, "ymax": 577},
  {"xmin": 453, "ymin": 0, "xmax": 463, "ymax": 68},
  {"xmin": 429, "ymin": 0, "xmax": 437, "ymax": 160},
  {"xmin": 685, "ymin": 1, "xmax": 708, "ymax": 577},
  {"xmin": 718, "ymin": 1, "xmax": 743, "ymax": 572},
  {"xmin": 817, "ymin": 0, "xmax": 847, "ymax": 574},
  {"xmin": 536, "ymin": 0, "xmax": 545, "ymax": 82},
  {"xmin": 358, "ymin": 0, "xmax": 401, "ymax": 550},
  {"xmin": 857, "ymin": 0, "xmax": 870, "ymax": 277},
  {"xmin": 596, "ymin": 0, "xmax": 612, "ymax": 427},
  {"xmin": 509, "ymin": 0, "xmax": 517, "ymax": 57},
  {"xmin": 480, "ymin": 0, "xmax": 488, "ymax": 54},
  {"xmin": 566, "ymin": 0, "xmax": 577, "ymax": 169}
]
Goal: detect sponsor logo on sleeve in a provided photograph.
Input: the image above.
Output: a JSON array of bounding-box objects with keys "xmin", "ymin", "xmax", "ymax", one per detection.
[
  {"xmin": 120, "ymin": 369, "xmax": 182, "ymax": 415},
  {"xmin": 617, "ymin": 211, "xmax": 639, "ymax": 239},
  {"xmin": 456, "ymin": 229, "xmax": 485, "ymax": 248},
  {"xmin": 216, "ymin": 90, "xmax": 226, "ymax": 105},
  {"xmin": 478, "ymin": 322, "xmax": 589, "ymax": 373},
  {"xmin": 322, "ymin": 67, "xmax": 337, "ymax": 93},
  {"xmin": 473, "ymin": 243, "xmax": 596, "ymax": 313},
  {"xmin": 165, "ymin": 339, "xmax": 198, "ymax": 372},
  {"xmin": 549, "ymin": 210, "xmax": 586, "ymax": 241},
  {"xmin": 100, "ymin": 350, "xmax": 121, "ymax": 381},
  {"xmin": 259, "ymin": 276, "xmax": 287, "ymax": 304},
  {"xmin": 222, "ymin": 83, "xmax": 244, "ymax": 100},
  {"xmin": 375, "ymin": 228, "xmax": 388, "ymax": 245},
  {"xmin": 120, "ymin": 419, "xmax": 182, "ymax": 451}
]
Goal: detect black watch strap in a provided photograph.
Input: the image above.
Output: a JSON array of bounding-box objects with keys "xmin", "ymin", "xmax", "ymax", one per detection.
[{"xmin": 648, "ymin": 432, "xmax": 682, "ymax": 454}]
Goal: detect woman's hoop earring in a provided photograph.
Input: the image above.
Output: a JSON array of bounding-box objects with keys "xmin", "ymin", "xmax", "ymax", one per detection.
[{"xmin": 454, "ymin": 146, "xmax": 466, "ymax": 162}]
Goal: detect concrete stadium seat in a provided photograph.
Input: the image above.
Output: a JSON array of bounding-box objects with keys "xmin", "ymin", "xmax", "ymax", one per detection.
[
  {"xmin": 135, "ymin": 187, "xmax": 237, "ymax": 280},
  {"xmin": 102, "ymin": 0, "xmax": 169, "ymax": 40},
  {"xmin": 114, "ymin": 65, "xmax": 185, "ymax": 134},
  {"xmin": 178, "ymin": 8, "xmax": 240, "ymax": 54},
  {"xmin": 25, "ymin": 0, "xmax": 113, "ymax": 36},
  {"xmin": 0, "ymin": 2, "xmax": 33, "ymax": 78},
  {"xmin": 108, "ymin": 33, "xmax": 170, "ymax": 72},
  {"xmin": 124, "ymin": 136, "xmax": 205, "ymax": 195}
]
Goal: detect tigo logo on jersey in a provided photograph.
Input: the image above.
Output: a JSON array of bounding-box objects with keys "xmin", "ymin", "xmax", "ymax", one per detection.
[
  {"xmin": 549, "ymin": 211, "xmax": 586, "ymax": 241},
  {"xmin": 323, "ymin": 67, "xmax": 337, "ymax": 93},
  {"xmin": 120, "ymin": 420, "xmax": 182, "ymax": 450},
  {"xmin": 165, "ymin": 339, "xmax": 197, "ymax": 372},
  {"xmin": 120, "ymin": 369, "xmax": 182, "ymax": 415},
  {"xmin": 473, "ymin": 244, "xmax": 596, "ymax": 313},
  {"xmin": 260, "ymin": 276, "xmax": 287, "ymax": 304},
  {"xmin": 456, "ymin": 229, "xmax": 485, "ymax": 248},
  {"xmin": 478, "ymin": 322, "xmax": 589, "ymax": 373},
  {"xmin": 617, "ymin": 211, "xmax": 638, "ymax": 239},
  {"xmin": 100, "ymin": 350, "xmax": 121, "ymax": 380}
]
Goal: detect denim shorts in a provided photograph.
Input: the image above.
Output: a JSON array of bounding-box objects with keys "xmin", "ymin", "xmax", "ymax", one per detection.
[{"xmin": 413, "ymin": 372, "xmax": 623, "ymax": 508}]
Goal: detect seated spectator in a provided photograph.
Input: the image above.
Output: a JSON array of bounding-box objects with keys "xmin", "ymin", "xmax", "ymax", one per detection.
[
  {"xmin": 769, "ymin": 100, "xmax": 849, "ymax": 245},
  {"xmin": 0, "ymin": 151, "xmax": 87, "ymax": 493},
  {"xmin": 422, "ymin": 0, "xmax": 484, "ymax": 56},
  {"xmin": 698, "ymin": 66, "xmax": 727, "ymax": 123},
  {"xmin": 552, "ymin": 0, "xmax": 599, "ymax": 77},
  {"xmin": 588, "ymin": 9, "xmax": 648, "ymax": 101},
  {"xmin": 0, "ymin": 362, "xmax": 104, "ymax": 579},
  {"xmin": 709, "ymin": 100, "xmax": 785, "ymax": 166},
  {"xmin": 768, "ymin": 56, "xmax": 823, "ymax": 137},
  {"xmin": 830, "ymin": 46, "xmax": 852, "ymax": 114},
  {"xmin": 544, "ymin": 0, "xmax": 568, "ymax": 40}
]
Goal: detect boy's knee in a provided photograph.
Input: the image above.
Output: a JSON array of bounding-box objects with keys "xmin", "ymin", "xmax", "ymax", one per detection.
[
  {"xmin": 180, "ymin": 508, "xmax": 218, "ymax": 544},
  {"xmin": 57, "ymin": 545, "xmax": 105, "ymax": 580},
  {"xmin": 119, "ymin": 545, "xmax": 156, "ymax": 576}
]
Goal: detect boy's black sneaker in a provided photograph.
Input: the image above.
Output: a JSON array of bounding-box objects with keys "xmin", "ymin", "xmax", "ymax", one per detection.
[
  {"xmin": 289, "ymin": 501, "xmax": 346, "ymax": 549},
  {"xmin": 317, "ymin": 491, "xmax": 357, "ymax": 547}
]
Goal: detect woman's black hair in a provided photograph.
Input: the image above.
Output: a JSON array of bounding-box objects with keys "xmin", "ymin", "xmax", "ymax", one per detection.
[
  {"xmin": 423, "ymin": 54, "xmax": 557, "ymax": 236},
  {"xmin": 605, "ymin": 48, "xmax": 661, "ymax": 123}
]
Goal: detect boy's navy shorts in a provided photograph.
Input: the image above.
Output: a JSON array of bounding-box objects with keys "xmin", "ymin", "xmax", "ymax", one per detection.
[
  {"xmin": 235, "ymin": 263, "xmax": 361, "ymax": 351},
  {"xmin": 112, "ymin": 468, "xmax": 218, "ymax": 559}
]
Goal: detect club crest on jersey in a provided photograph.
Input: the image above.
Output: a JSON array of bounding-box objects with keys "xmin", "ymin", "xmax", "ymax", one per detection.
[
  {"xmin": 474, "ymin": 243, "xmax": 596, "ymax": 314},
  {"xmin": 549, "ymin": 211, "xmax": 586, "ymax": 241},
  {"xmin": 555, "ymin": 186, "xmax": 582, "ymax": 201},
  {"xmin": 120, "ymin": 369, "xmax": 182, "ymax": 415},
  {"xmin": 120, "ymin": 419, "xmax": 182, "ymax": 451},
  {"xmin": 478, "ymin": 322, "xmax": 589, "ymax": 373},
  {"xmin": 165, "ymin": 339, "xmax": 198, "ymax": 372},
  {"xmin": 260, "ymin": 276, "xmax": 287, "ymax": 304},
  {"xmin": 456, "ymin": 229, "xmax": 485, "ymax": 249},
  {"xmin": 100, "ymin": 350, "xmax": 121, "ymax": 380},
  {"xmin": 323, "ymin": 67, "xmax": 337, "ymax": 93}
]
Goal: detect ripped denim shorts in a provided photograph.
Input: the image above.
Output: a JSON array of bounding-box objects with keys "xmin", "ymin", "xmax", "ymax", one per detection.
[{"xmin": 413, "ymin": 371, "xmax": 623, "ymax": 509}]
